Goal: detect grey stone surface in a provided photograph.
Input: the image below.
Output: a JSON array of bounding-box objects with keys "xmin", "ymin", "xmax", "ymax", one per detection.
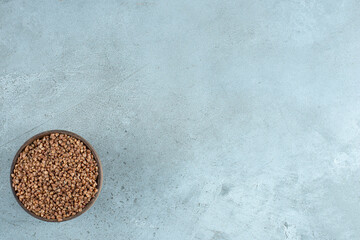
[{"xmin": 1, "ymin": 0, "xmax": 360, "ymax": 239}]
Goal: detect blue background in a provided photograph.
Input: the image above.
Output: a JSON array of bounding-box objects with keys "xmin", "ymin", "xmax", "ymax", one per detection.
[{"xmin": 1, "ymin": 0, "xmax": 360, "ymax": 239}]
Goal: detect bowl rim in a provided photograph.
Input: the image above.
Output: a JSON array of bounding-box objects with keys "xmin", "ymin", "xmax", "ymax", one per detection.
[{"xmin": 10, "ymin": 130, "xmax": 103, "ymax": 222}]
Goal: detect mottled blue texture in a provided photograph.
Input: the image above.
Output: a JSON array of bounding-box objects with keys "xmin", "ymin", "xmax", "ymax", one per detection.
[{"xmin": 1, "ymin": 0, "xmax": 360, "ymax": 239}]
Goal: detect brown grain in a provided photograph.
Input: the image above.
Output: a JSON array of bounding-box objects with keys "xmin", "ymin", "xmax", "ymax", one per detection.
[{"xmin": 11, "ymin": 133, "xmax": 99, "ymax": 221}]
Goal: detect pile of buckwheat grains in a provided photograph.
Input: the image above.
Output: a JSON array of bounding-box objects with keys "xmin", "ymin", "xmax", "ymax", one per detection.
[{"xmin": 11, "ymin": 133, "xmax": 99, "ymax": 221}]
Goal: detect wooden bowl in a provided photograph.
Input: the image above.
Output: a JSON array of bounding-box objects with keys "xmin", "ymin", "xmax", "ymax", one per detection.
[{"xmin": 10, "ymin": 130, "xmax": 103, "ymax": 222}]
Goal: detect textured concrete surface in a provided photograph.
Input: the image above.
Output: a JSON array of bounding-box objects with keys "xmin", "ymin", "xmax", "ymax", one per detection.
[{"xmin": 1, "ymin": 0, "xmax": 360, "ymax": 239}]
